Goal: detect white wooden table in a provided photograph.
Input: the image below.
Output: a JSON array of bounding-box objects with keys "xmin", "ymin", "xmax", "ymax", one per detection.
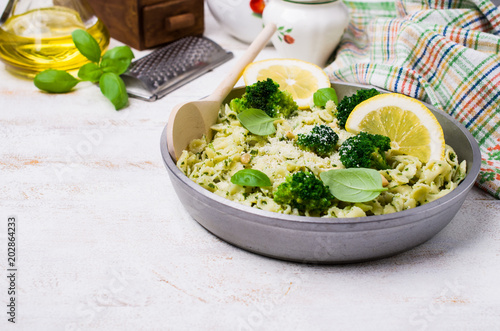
[{"xmin": 1, "ymin": 3, "xmax": 499, "ymax": 330}]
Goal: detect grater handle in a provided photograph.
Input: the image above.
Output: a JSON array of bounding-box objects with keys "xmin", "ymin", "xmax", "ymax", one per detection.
[{"xmin": 204, "ymin": 22, "xmax": 277, "ymax": 103}]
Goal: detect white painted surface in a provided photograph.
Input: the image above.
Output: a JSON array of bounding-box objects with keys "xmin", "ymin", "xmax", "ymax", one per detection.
[{"xmin": 0, "ymin": 2, "xmax": 499, "ymax": 330}]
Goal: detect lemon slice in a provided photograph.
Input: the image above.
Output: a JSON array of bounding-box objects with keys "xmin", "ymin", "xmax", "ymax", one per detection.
[
  {"xmin": 345, "ymin": 93, "xmax": 445, "ymax": 162},
  {"xmin": 243, "ymin": 58, "xmax": 330, "ymax": 109}
]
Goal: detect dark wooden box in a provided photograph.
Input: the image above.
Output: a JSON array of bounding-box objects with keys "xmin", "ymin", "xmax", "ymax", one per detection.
[{"xmin": 87, "ymin": 0, "xmax": 204, "ymax": 50}]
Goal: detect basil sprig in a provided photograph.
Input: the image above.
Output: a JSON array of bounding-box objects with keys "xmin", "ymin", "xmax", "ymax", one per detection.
[
  {"xmin": 33, "ymin": 29, "xmax": 135, "ymax": 110},
  {"xmin": 237, "ymin": 108, "xmax": 276, "ymax": 136},
  {"xmin": 72, "ymin": 29, "xmax": 102, "ymax": 63},
  {"xmin": 313, "ymin": 87, "xmax": 338, "ymax": 108},
  {"xmin": 100, "ymin": 46, "xmax": 135, "ymax": 75},
  {"xmin": 77, "ymin": 63, "xmax": 102, "ymax": 83},
  {"xmin": 99, "ymin": 72, "xmax": 129, "ymax": 110},
  {"xmin": 34, "ymin": 70, "xmax": 79, "ymax": 93},
  {"xmin": 231, "ymin": 169, "xmax": 272, "ymax": 187},
  {"xmin": 320, "ymin": 168, "xmax": 387, "ymax": 203}
]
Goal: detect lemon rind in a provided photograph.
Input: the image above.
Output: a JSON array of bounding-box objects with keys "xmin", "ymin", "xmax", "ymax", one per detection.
[{"xmin": 345, "ymin": 93, "xmax": 445, "ymax": 162}]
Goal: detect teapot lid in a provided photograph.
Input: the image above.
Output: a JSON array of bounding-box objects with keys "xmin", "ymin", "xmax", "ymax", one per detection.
[{"xmin": 283, "ymin": 0, "xmax": 338, "ymax": 3}]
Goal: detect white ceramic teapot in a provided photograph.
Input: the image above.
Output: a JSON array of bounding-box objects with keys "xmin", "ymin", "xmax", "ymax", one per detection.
[
  {"xmin": 206, "ymin": 0, "xmax": 267, "ymax": 44},
  {"xmin": 262, "ymin": 0, "xmax": 350, "ymax": 67}
]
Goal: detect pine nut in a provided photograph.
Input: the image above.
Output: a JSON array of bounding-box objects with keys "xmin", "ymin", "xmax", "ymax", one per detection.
[{"xmin": 241, "ymin": 153, "xmax": 251, "ymax": 164}]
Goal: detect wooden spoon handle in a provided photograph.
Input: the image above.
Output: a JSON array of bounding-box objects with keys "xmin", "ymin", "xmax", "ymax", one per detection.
[{"xmin": 205, "ymin": 22, "xmax": 277, "ymax": 102}]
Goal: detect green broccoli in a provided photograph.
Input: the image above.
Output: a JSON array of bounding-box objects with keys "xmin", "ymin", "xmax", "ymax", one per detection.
[
  {"xmin": 273, "ymin": 171, "xmax": 334, "ymax": 213},
  {"xmin": 339, "ymin": 131, "xmax": 392, "ymax": 170},
  {"xmin": 337, "ymin": 88, "xmax": 380, "ymax": 128},
  {"xmin": 296, "ymin": 124, "xmax": 339, "ymax": 157},
  {"xmin": 230, "ymin": 78, "xmax": 298, "ymax": 118}
]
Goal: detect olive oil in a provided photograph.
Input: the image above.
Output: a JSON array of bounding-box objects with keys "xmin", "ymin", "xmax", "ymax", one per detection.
[{"xmin": 0, "ymin": 7, "xmax": 109, "ymax": 77}]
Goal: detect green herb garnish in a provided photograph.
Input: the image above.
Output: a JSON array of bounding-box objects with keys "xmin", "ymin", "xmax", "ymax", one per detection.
[
  {"xmin": 236, "ymin": 108, "xmax": 276, "ymax": 136},
  {"xmin": 33, "ymin": 29, "xmax": 135, "ymax": 110},
  {"xmin": 313, "ymin": 87, "xmax": 338, "ymax": 108},
  {"xmin": 231, "ymin": 169, "xmax": 272, "ymax": 187},
  {"xmin": 320, "ymin": 168, "xmax": 387, "ymax": 203}
]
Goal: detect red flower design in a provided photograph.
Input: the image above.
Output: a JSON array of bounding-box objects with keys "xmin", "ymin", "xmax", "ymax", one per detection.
[
  {"xmin": 284, "ymin": 35, "xmax": 295, "ymax": 44},
  {"xmin": 250, "ymin": 0, "xmax": 265, "ymax": 15}
]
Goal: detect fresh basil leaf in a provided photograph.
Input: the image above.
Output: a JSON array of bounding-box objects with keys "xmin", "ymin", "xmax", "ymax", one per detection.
[
  {"xmin": 320, "ymin": 168, "xmax": 387, "ymax": 203},
  {"xmin": 72, "ymin": 29, "xmax": 102, "ymax": 63},
  {"xmin": 231, "ymin": 169, "xmax": 272, "ymax": 187},
  {"xmin": 237, "ymin": 108, "xmax": 276, "ymax": 136},
  {"xmin": 100, "ymin": 46, "xmax": 135, "ymax": 75},
  {"xmin": 99, "ymin": 72, "xmax": 128, "ymax": 110},
  {"xmin": 313, "ymin": 87, "xmax": 338, "ymax": 107},
  {"xmin": 78, "ymin": 62, "xmax": 103, "ymax": 82},
  {"xmin": 34, "ymin": 69, "xmax": 79, "ymax": 93}
]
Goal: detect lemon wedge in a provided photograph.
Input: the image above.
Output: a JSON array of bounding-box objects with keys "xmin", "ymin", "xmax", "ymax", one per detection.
[
  {"xmin": 345, "ymin": 93, "xmax": 445, "ymax": 163},
  {"xmin": 243, "ymin": 58, "xmax": 331, "ymax": 109}
]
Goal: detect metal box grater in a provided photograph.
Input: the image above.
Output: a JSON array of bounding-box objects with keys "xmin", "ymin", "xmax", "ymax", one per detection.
[{"xmin": 121, "ymin": 36, "xmax": 233, "ymax": 101}]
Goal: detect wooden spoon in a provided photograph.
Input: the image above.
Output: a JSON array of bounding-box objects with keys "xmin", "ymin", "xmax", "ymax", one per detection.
[{"xmin": 166, "ymin": 23, "xmax": 277, "ymax": 161}]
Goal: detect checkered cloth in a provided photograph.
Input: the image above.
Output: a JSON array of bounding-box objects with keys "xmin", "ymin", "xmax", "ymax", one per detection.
[{"xmin": 324, "ymin": 0, "xmax": 500, "ymax": 199}]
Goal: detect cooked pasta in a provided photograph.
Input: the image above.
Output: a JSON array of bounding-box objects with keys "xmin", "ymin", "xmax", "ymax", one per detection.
[{"xmin": 177, "ymin": 100, "xmax": 466, "ymax": 218}]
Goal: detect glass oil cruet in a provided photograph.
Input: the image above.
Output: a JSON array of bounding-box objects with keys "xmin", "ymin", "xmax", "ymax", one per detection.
[{"xmin": 0, "ymin": 0, "xmax": 109, "ymax": 77}]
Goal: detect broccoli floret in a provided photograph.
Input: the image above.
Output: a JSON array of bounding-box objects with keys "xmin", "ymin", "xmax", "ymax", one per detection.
[
  {"xmin": 339, "ymin": 131, "xmax": 392, "ymax": 170},
  {"xmin": 337, "ymin": 88, "xmax": 380, "ymax": 128},
  {"xmin": 273, "ymin": 171, "xmax": 334, "ymax": 213},
  {"xmin": 229, "ymin": 78, "xmax": 298, "ymax": 118},
  {"xmin": 296, "ymin": 124, "xmax": 339, "ymax": 157}
]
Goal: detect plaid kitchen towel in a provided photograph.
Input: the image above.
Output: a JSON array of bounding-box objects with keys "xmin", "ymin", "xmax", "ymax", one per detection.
[{"xmin": 324, "ymin": 0, "xmax": 500, "ymax": 199}]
